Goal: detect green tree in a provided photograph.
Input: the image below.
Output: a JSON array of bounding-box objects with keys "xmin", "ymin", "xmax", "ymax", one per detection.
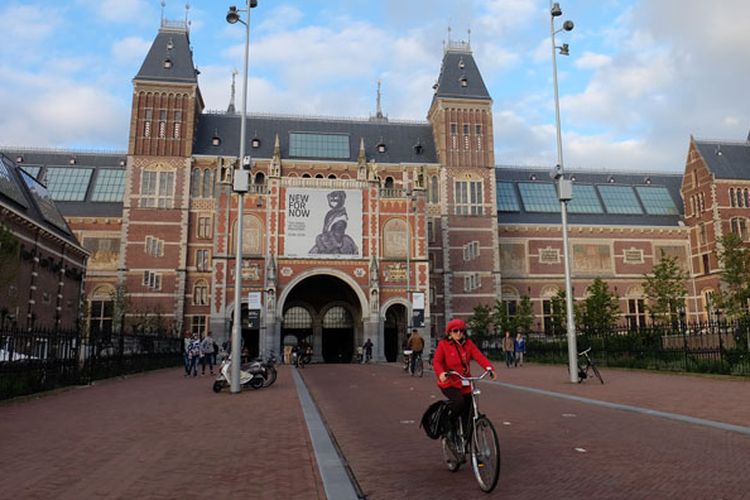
[
  {"xmin": 513, "ymin": 295, "xmax": 534, "ymax": 334},
  {"xmin": 491, "ymin": 300, "xmax": 511, "ymax": 336},
  {"xmin": 577, "ymin": 277, "xmax": 620, "ymax": 336},
  {"xmin": 548, "ymin": 290, "xmax": 568, "ymax": 336},
  {"xmin": 468, "ymin": 304, "xmax": 493, "ymax": 343},
  {"xmin": 716, "ymin": 232, "xmax": 750, "ymax": 321},
  {"xmin": 643, "ymin": 249, "xmax": 687, "ymax": 327}
]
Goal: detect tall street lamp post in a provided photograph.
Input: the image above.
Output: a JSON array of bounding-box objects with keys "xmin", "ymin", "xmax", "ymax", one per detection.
[
  {"xmin": 550, "ymin": 2, "xmax": 578, "ymax": 383},
  {"xmin": 227, "ymin": 0, "xmax": 258, "ymax": 393}
]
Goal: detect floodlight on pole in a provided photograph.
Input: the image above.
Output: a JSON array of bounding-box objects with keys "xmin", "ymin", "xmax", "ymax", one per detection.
[
  {"xmin": 227, "ymin": 0, "xmax": 258, "ymax": 394},
  {"xmin": 550, "ymin": 1, "xmax": 578, "ymax": 383}
]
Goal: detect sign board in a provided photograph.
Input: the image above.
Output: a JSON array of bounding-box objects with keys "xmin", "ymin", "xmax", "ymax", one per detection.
[
  {"xmin": 247, "ymin": 292, "xmax": 262, "ymax": 310},
  {"xmin": 246, "ymin": 309, "xmax": 260, "ymax": 329},
  {"xmin": 412, "ymin": 309, "xmax": 425, "ymax": 328},
  {"xmin": 412, "ymin": 292, "xmax": 425, "ymax": 310},
  {"xmin": 284, "ymin": 188, "xmax": 362, "ymax": 259}
]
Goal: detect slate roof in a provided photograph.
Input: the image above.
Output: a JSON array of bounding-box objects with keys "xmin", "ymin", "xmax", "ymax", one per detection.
[
  {"xmin": 433, "ymin": 43, "xmax": 491, "ymax": 102},
  {"xmin": 194, "ymin": 112, "xmax": 439, "ymax": 164},
  {"xmin": 0, "ymin": 148, "xmax": 126, "ymax": 218},
  {"xmin": 0, "ymin": 153, "xmax": 81, "ymax": 247},
  {"xmin": 135, "ymin": 24, "xmax": 198, "ymax": 84},
  {"xmin": 694, "ymin": 138, "xmax": 750, "ymax": 180},
  {"xmin": 496, "ymin": 166, "xmax": 685, "ymax": 227}
]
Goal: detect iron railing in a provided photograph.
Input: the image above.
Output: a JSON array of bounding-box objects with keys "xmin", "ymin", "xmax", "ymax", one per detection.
[
  {"xmin": 483, "ymin": 319, "xmax": 750, "ymax": 377},
  {"xmin": 0, "ymin": 328, "xmax": 182, "ymax": 400}
]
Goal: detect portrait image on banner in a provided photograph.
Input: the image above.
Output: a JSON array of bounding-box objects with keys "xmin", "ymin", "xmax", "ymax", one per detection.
[{"xmin": 285, "ymin": 188, "xmax": 362, "ymax": 258}]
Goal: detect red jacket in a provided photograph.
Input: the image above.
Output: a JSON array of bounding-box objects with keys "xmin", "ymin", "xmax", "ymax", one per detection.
[{"xmin": 433, "ymin": 337, "xmax": 494, "ymax": 393}]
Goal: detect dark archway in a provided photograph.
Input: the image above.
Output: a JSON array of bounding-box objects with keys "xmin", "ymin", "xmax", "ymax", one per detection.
[
  {"xmin": 384, "ymin": 303, "xmax": 408, "ymax": 362},
  {"xmin": 282, "ymin": 274, "xmax": 361, "ymax": 363}
]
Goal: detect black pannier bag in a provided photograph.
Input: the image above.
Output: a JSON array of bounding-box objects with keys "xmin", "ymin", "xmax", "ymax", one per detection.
[{"xmin": 420, "ymin": 400, "xmax": 451, "ymax": 440}]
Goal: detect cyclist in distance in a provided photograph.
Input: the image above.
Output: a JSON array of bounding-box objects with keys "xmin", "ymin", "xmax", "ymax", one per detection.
[
  {"xmin": 433, "ymin": 318, "xmax": 496, "ymax": 432},
  {"xmin": 407, "ymin": 328, "xmax": 425, "ymax": 374}
]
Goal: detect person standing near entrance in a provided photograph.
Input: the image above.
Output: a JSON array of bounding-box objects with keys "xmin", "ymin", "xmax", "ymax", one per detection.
[
  {"xmin": 363, "ymin": 338, "xmax": 373, "ymax": 363},
  {"xmin": 200, "ymin": 332, "xmax": 216, "ymax": 375},
  {"xmin": 407, "ymin": 328, "xmax": 425, "ymax": 374},
  {"xmin": 502, "ymin": 331, "xmax": 515, "ymax": 368}
]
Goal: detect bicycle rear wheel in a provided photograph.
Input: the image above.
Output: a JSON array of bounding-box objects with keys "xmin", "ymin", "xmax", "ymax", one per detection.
[
  {"xmin": 591, "ymin": 363, "xmax": 604, "ymax": 384},
  {"xmin": 470, "ymin": 416, "xmax": 501, "ymax": 493},
  {"xmin": 415, "ymin": 358, "xmax": 424, "ymax": 377}
]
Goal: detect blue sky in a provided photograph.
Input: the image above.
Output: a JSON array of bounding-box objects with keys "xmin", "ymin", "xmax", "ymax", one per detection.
[{"xmin": 1, "ymin": 0, "xmax": 749, "ymax": 172}]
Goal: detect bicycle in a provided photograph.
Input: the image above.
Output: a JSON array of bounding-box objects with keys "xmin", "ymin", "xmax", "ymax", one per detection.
[
  {"xmin": 411, "ymin": 352, "xmax": 424, "ymax": 377},
  {"xmin": 441, "ymin": 371, "xmax": 501, "ymax": 493},
  {"xmin": 577, "ymin": 347, "xmax": 604, "ymax": 384},
  {"xmin": 402, "ymin": 349, "xmax": 412, "ymax": 372}
]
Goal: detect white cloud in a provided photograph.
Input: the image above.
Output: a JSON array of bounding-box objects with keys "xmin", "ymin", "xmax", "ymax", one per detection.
[
  {"xmin": 574, "ymin": 52, "xmax": 611, "ymax": 70},
  {"xmin": 112, "ymin": 37, "xmax": 152, "ymax": 64}
]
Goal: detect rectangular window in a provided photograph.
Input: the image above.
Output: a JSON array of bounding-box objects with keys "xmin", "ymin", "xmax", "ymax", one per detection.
[
  {"xmin": 91, "ymin": 169, "xmax": 126, "ymax": 202},
  {"xmin": 193, "ymin": 285, "xmax": 208, "ymax": 305},
  {"xmin": 463, "ymin": 273, "xmax": 480, "ymax": 291},
  {"xmin": 142, "ymin": 270, "xmax": 162, "ymax": 290},
  {"xmin": 145, "ymin": 236, "xmax": 164, "ymax": 257},
  {"xmin": 698, "ymin": 223, "xmax": 707, "ymax": 245},
  {"xmin": 518, "ymin": 182, "xmax": 559, "ymax": 213},
  {"xmin": 197, "ymin": 216, "xmax": 212, "ymax": 239},
  {"xmin": 635, "ymin": 186, "xmax": 678, "ymax": 215},
  {"xmin": 463, "ymin": 241, "xmax": 480, "ymax": 261},
  {"xmin": 627, "ymin": 299, "xmax": 646, "ymax": 329},
  {"xmin": 568, "ymin": 184, "xmax": 604, "ymax": 214},
  {"xmin": 46, "ymin": 168, "xmax": 94, "ymax": 201},
  {"xmin": 463, "ymin": 124, "xmax": 470, "ymax": 135},
  {"xmin": 427, "ymin": 220, "xmax": 434, "ymax": 242},
  {"xmin": 196, "ymin": 249, "xmax": 210, "ymax": 271},
  {"xmin": 455, "ymin": 180, "xmax": 483, "ymax": 215},
  {"xmin": 288, "ymin": 132, "xmax": 349, "ymax": 159},
  {"xmin": 598, "ymin": 185, "xmax": 643, "ymax": 214},
  {"xmin": 496, "ymin": 182, "xmax": 520, "ymax": 212},
  {"xmin": 144, "ymin": 109, "xmax": 153, "ymax": 138},
  {"xmin": 731, "ymin": 218, "xmax": 747, "ymax": 241},
  {"xmin": 475, "ymin": 124, "xmax": 482, "ymax": 135},
  {"xmin": 140, "ymin": 170, "xmax": 174, "ymax": 208},
  {"xmin": 191, "ymin": 316, "xmax": 206, "ymax": 336},
  {"xmin": 450, "ymin": 123, "xmax": 457, "ymax": 134},
  {"xmin": 703, "ymin": 254, "xmax": 710, "ymax": 274}
]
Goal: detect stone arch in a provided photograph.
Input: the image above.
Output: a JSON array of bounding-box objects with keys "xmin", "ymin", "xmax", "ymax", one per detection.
[{"xmin": 277, "ymin": 268, "xmax": 369, "ymax": 322}]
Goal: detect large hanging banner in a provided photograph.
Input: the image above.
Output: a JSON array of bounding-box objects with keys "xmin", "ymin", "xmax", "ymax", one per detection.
[{"xmin": 284, "ymin": 188, "xmax": 362, "ymax": 259}]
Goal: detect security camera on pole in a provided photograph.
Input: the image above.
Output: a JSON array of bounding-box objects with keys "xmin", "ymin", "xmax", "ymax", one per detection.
[
  {"xmin": 227, "ymin": 0, "xmax": 258, "ymax": 393},
  {"xmin": 550, "ymin": 2, "xmax": 578, "ymax": 383}
]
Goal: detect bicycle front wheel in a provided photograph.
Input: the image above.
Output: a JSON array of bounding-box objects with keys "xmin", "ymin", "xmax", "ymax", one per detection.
[
  {"xmin": 415, "ymin": 358, "xmax": 424, "ymax": 377},
  {"xmin": 592, "ymin": 363, "xmax": 604, "ymax": 384},
  {"xmin": 470, "ymin": 416, "xmax": 501, "ymax": 493}
]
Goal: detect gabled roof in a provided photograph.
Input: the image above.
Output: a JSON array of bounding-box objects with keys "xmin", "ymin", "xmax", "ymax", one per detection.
[
  {"xmin": 693, "ymin": 139, "xmax": 750, "ymax": 180},
  {"xmin": 135, "ymin": 24, "xmax": 197, "ymax": 84},
  {"xmin": 194, "ymin": 112, "xmax": 438, "ymax": 164},
  {"xmin": 496, "ymin": 166, "xmax": 685, "ymax": 227},
  {"xmin": 0, "ymin": 153, "xmax": 82, "ymax": 247},
  {"xmin": 432, "ymin": 42, "xmax": 491, "ymax": 102}
]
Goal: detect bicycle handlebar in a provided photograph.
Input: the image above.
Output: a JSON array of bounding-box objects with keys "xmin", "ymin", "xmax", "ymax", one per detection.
[
  {"xmin": 445, "ymin": 370, "xmax": 492, "ymax": 382},
  {"xmin": 578, "ymin": 347, "xmax": 592, "ymax": 356}
]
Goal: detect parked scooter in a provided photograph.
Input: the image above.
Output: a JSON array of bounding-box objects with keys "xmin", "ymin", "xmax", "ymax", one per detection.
[
  {"xmin": 243, "ymin": 351, "xmax": 278, "ymax": 387},
  {"xmin": 213, "ymin": 356, "xmax": 265, "ymax": 392}
]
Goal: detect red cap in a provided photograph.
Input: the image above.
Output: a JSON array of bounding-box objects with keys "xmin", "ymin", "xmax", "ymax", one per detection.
[{"xmin": 445, "ymin": 318, "xmax": 466, "ymax": 334}]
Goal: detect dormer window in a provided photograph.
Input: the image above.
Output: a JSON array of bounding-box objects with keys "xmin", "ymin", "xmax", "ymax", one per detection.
[
  {"xmin": 529, "ymin": 174, "xmax": 537, "ymax": 181},
  {"xmin": 211, "ymin": 135, "xmax": 221, "ymax": 147},
  {"xmin": 459, "ymin": 75, "xmax": 468, "ymax": 87},
  {"xmin": 377, "ymin": 141, "xmax": 387, "ymax": 153},
  {"xmin": 608, "ymin": 176, "xmax": 615, "ymax": 183},
  {"xmin": 163, "ymin": 58, "xmax": 173, "ymax": 69},
  {"xmin": 413, "ymin": 141, "xmax": 423, "ymax": 155},
  {"xmin": 251, "ymin": 137, "xmax": 261, "ymax": 149},
  {"xmin": 15, "ymin": 156, "xmax": 23, "ymax": 163},
  {"xmin": 458, "ymin": 57, "xmax": 465, "ymax": 69},
  {"xmin": 167, "ymin": 38, "xmax": 174, "ymax": 50},
  {"xmin": 645, "ymin": 177, "xmax": 652, "ymax": 185},
  {"xmin": 119, "ymin": 159, "xmax": 126, "ymax": 167},
  {"xmin": 69, "ymin": 157, "xmax": 77, "ymax": 165}
]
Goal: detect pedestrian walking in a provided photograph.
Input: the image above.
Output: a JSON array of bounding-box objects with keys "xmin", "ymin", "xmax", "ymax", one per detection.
[
  {"xmin": 200, "ymin": 332, "xmax": 216, "ymax": 375},
  {"xmin": 514, "ymin": 332, "xmax": 526, "ymax": 367},
  {"xmin": 363, "ymin": 338, "xmax": 373, "ymax": 363},
  {"xmin": 502, "ymin": 330, "xmax": 515, "ymax": 368},
  {"xmin": 187, "ymin": 335, "xmax": 201, "ymax": 377}
]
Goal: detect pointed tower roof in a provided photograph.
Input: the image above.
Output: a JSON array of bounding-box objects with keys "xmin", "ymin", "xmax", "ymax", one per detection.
[
  {"xmin": 135, "ymin": 21, "xmax": 198, "ymax": 83},
  {"xmin": 433, "ymin": 41, "xmax": 490, "ymax": 101}
]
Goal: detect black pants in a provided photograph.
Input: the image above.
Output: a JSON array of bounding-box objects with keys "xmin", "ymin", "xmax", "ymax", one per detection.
[{"xmin": 441, "ymin": 387, "xmax": 472, "ymax": 433}]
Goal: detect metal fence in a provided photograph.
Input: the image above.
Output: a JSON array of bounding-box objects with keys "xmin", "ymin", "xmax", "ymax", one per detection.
[
  {"xmin": 0, "ymin": 328, "xmax": 183, "ymax": 400},
  {"xmin": 484, "ymin": 320, "xmax": 750, "ymax": 377}
]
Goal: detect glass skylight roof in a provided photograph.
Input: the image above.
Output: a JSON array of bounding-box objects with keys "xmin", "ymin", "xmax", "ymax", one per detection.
[
  {"xmin": 496, "ymin": 182, "xmax": 520, "ymax": 211},
  {"xmin": 568, "ymin": 184, "xmax": 603, "ymax": 214},
  {"xmin": 598, "ymin": 185, "xmax": 643, "ymax": 214},
  {"xmin": 0, "ymin": 157, "xmax": 28, "ymax": 208},
  {"xmin": 20, "ymin": 165, "xmax": 41, "ymax": 178},
  {"xmin": 20, "ymin": 170, "xmax": 69, "ymax": 231},
  {"xmin": 518, "ymin": 182, "xmax": 559, "ymax": 213},
  {"xmin": 91, "ymin": 169, "xmax": 126, "ymax": 202},
  {"xmin": 46, "ymin": 167, "xmax": 93, "ymax": 201},
  {"xmin": 289, "ymin": 132, "xmax": 350, "ymax": 159},
  {"xmin": 635, "ymin": 186, "xmax": 678, "ymax": 215}
]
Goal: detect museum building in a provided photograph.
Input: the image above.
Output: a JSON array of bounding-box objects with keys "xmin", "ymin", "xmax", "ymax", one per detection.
[{"xmin": 3, "ymin": 19, "xmax": 750, "ymax": 361}]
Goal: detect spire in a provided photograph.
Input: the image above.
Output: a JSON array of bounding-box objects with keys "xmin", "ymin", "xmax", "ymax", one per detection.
[
  {"xmin": 369, "ymin": 80, "xmax": 388, "ymax": 122},
  {"xmin": 432, "ymin": 37, "xmax": 490, "ymax": 101},
  {"xmin": 357, "ymin": 138, "xmax": 367, "ymax": 180},
  {"xmin": 160, "ymin": 0, "xmax": 166, "ymax": 24},
  {"xmin": 227, "ymin": 70, "xmax": 237, "ymax": 113},
  {"xmin": 269, "ymin": 133, "xmax": 281, "ymax": 178}
]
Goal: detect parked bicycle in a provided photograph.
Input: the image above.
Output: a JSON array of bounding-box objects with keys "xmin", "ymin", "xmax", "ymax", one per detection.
[
  {"xmin": 577, "ymin": 347, "xmax": 604, "ymax": 384},
  {"xmin": 441, "ymin": 370, "xmax": 501, "ymax": 493},
  {"xmin": 402, "ymin": 349, "xmax": 412, "ymax": 372}
]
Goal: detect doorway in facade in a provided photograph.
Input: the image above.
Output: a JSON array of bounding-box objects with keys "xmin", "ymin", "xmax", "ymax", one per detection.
[
  {"xmin": 281, "ymin": 274, "xmax": 362, "ymax": 364},
  {"xmin": 384, "ymin": 304, "xmax": 408, "ymax": 362},
  {"xmin": 240, "ymin": 305, "xmax": 259, "ymax": 360}
]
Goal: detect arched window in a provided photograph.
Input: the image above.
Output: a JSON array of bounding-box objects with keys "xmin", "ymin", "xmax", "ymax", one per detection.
[
  {"xmin": 729, "ymin": 188, "xmax": 735, "ymax": 207},
  {"xmin": 254, "ymin": 172, "xmax": 265, "ymax": 185},
  {"xmin": 202, "ymin": 169, "xmax": 212, "ymax": 198},
  {"xmin": 283, "ymin": 306, "xmax": 312, "ymax": 329},
  {"xmin": 191, "ymin": 168, "xmax": 201, "ymax": 197},
  {"xmin": 744, "ymin": 189, "xmax": 749, "ymax": 208},
  {"xmin": 730, "ymin": 217, "xmax": 747, "ymax": 241},
  {"xmin": 384, "ymin": 176, "xmax": 395, "ymax": 189},
  {"xmin": 323, "ymin": 306, "xmax": 353, "ymax": 328},
  {"xmin": 430, "ymin": 175, "xmax": 439, "ymax": 203}
]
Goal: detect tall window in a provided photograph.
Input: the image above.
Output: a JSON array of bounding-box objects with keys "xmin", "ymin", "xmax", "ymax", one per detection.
[
  {"xmin": 731, "ymin": 217, "xmax": 747, "ymax": 241},
  {"xmin": 173, "ymin": 111, "xmax": 182, "ymax": 139},
  {"xmin": 455, "ymin": 180, "xmax": 483, "ymax": 215},
  {"xmin": 142, "ymin": 271, "xmax": 162, "ymax": 290},
  {"xmin": 191, "ymin": 168, "xmax": 201, "ymax": 197},
  {"xmin": 627, "ymin": 299, "xmax": 646, "ymax": 329},
  {"xmin": 193, "ymin": 281, "xmax": 208, "ymax": 305},
  {"xmin": 191, "ymin": 316, "xmax": 206, "ymax": 336},
  {"xmin": 145, "ymin": 236, "xmax": 164, "ymax": 256},
  {"xmin": 698, "ymin": 223, "xmax": 707, "ymax": 245},
  {"xmin": 196, "ymin": 249, "xmax": 209, "ymax": 271},
  {"xmin": 197, "ymin": 216, "xmax": 212, "ymax": 239},
  {"xmin": 158, "ymin": 110, "xmax": 167, "ymax": 138},
  {"xmin": 463, "ymin": 273, "xmax": 480, "ymax": 291},
  {"xmin": 463, "ymin": 241, "xmax": 480, "ymax": 261},
  {"xmin": 143, "ymin": 109, "xmax": 153, "ymax": 137},
  {"xmin": 430, "ymin": 176, "xmax": 439, "ymax": 203},
  {"xmin": 141, "ymin": 169, "xmax": 175, "ymax": 208},
  {"xmin": 90, "ymin": 297, "xmax": 113, "ymax": 337}
]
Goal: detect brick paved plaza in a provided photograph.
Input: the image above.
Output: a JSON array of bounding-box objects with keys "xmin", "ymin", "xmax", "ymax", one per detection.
[{"xmin": 1, "ymin": 363, "xmax": 748, "ymax": 499}]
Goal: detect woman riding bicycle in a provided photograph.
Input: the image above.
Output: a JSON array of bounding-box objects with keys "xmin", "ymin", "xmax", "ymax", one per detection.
[{"xmin": 433, "ymin": 319, "xmax": 496, "ymax": 432}]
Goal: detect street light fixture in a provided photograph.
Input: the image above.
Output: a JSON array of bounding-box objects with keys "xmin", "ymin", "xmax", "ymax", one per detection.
[
  {"xmin": 227, "ymin": 0, "xmax": 258, "ymax": 393},
  {"xmin": 550, "ymin": 1, "xmax": 578, "ymax": 383}
]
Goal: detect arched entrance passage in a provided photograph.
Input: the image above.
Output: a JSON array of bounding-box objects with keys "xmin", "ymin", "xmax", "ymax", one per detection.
[
  {"xmin": 281, "ymin": 274, "xmax": 362, "ymax": 363},
  {"xmin": 384, "ymin": 304, "xmax": 408, "ymax": 362}
]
